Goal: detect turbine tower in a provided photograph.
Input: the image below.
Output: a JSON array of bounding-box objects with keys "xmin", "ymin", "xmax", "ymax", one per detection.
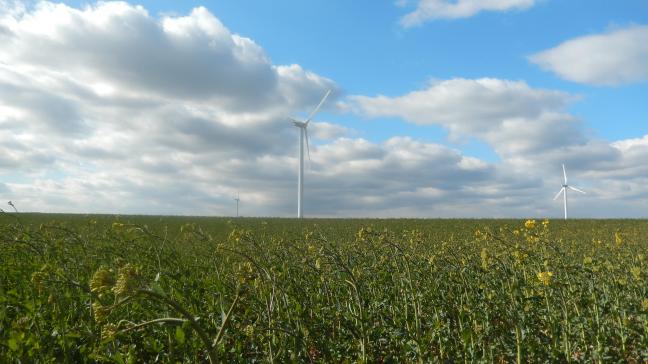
[
  {"xmin": 289, "ymin": 89, "xmax": 331, "ymax": 219},
  {"xmin": 553, "ymin": 164, "xmax": 585, "ymax": 220},
  {"xmin": 234, "ymin": 193, "xmax": 240, "ymax": 217}
]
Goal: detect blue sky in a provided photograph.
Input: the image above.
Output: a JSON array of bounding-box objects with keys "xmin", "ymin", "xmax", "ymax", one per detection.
[{"xmin": 1, "ymin": 0, "xmax": 648, "ymax": 217}]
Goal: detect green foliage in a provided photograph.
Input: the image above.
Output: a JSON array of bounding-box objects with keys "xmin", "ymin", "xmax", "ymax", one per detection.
[{"xmin": 1, "ymin": 213, "xmax": 647, "ymax": 362}]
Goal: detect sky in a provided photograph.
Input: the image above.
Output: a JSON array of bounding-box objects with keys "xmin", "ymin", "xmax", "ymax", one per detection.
[{"xmin": 1, "ymin": 0, "xmax": 648, "ymax": 218}]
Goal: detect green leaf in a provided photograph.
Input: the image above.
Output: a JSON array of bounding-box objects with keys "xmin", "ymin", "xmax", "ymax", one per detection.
[
  {"xmin": 114, "ymin": 352, "xmax": 125, "ymax": 364},
  {"xmin": 461, "ymin": 327, "xmax": 472, "ymax": 343},
  {"xmin": 8, "ymin": 338, "xmax": 18, "ymax": 351},
  {"xmin": 150, "ymin": 281, "xmax": 165, "ymax": 296},
  {"xmin": 175, "ymin": 326, "xmax": 185, "ymax": 345}
]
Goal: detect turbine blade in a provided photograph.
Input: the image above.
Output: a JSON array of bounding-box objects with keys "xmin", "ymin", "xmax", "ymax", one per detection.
[
  {"xmin": 568, "ymin": 186, "xmax": 586, "ymax": 194},
  {"xmin": 305, "ymin": 89, "xmax": 331, "ymax": 124},
  {"xmin": 553, "ymin": 187, "xmax": 565, "ymax": 200},
  {"xmin": 562, "ymin": 164, "xmax": 567, "ymax": 184}
]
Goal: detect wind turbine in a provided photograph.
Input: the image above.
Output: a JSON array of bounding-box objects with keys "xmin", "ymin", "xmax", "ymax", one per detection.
[
  {"xmin": 553, "ymin": 164, "xmax": 585, "ymax": 220},
  {"xmin": 289, "ymin": 89, "xmax": 331, "ymax": 219},
  {"xmin": 234, "ymin": 193, "xmax": 240, "ymax": 217}
]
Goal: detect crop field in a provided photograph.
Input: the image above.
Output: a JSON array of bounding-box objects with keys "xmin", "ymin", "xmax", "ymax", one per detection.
[{"xmin": 1, "ymin": 213, "xmax": 647, "ymax": 363}]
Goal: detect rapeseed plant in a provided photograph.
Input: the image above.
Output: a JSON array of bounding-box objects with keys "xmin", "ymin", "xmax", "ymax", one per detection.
[
  {"xmin": 537, "ymin": 271, "xmax": 553, "ymax": 286},
  {"xmin": 525, "ymin": 219, "xmax": 536, "ymax": 229}
]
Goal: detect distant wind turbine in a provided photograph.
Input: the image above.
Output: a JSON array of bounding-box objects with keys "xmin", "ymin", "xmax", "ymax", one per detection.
[
  {"xmin": 553, "ymin": 164, "xmax": 585, "ymax": 220},
  {"xmin": 289, "ymin": 89, "xmax": 331, "ymax": 219},
  {"xmin": 234, "ymin": 193, "xmax": 240, "ymax": 217}
]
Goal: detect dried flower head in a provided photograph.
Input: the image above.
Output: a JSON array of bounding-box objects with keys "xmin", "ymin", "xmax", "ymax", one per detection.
[
  {"xmin": 90, "ymin": 266, "xmax": 114, "ymax": 293},
  {"xmin": 30, "ymin": 264, "xmax": 52, "ymax": 293},
  {"xmin": 93, "ymin": 302, "xmax": 111, "ymax": 323},
  {"xmin": 113, "ymin": 264, "xmax": 140, "ymax": 297},
  {"xmin": 101, "ymin": 323, "xmax": 118, "ymax": 341}
]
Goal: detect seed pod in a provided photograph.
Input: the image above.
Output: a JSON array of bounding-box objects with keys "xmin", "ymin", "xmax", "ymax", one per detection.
[{"xmin": 101, "ymin": 323, "xmax": 118, "ymax": 341}]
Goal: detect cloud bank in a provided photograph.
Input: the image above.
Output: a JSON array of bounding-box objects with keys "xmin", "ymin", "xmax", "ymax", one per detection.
[
  {"xmin": 348, "ymin": 78, "xmax": 648, "ymax": 216},
  {"xmin": 0, "ymin": 1, "xmax": 502, "ymax": 217}
]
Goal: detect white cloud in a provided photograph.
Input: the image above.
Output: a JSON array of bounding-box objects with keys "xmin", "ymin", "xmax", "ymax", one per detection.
[
  {"xmin": 309, "ymin": 122, "xmax": 350, "ymax": 140},
  {"xmin": 530, "ymin": 25, "xmax": 648, "ymax": 86},
  {"xmin": 0, "ymin": 2, "xmax": 336, "ymax": 109},
  {"xmin": 349, "ymin": 78, "xmax": 581, "ymax": 156},
  {"xmin": 400, "ymin": 0, "xmax": 536, "ymax": 27}
]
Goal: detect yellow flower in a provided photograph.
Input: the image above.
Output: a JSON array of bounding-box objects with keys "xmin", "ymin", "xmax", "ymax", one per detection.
[
  {"xmin": 614, "ymin": 231, "xmax": 623, "ymax": 246},
  {"xmin": 512, "ymin": 250, "xmax": 527, "ymax": 265},
  {"xmin": 480, "ymin": 248, "xmax": 490, "ymax": 270},
  {"xmin": 630, "ymin": 266, "xmax": 641, "ymax": 280},
  {"xmin": 583, "ymin": 257, "xmax": 593, "ymax": 265},
  {"xmin": 642, "ymin": 298, "xmax": 648, "ymax": 311},
  {"xmin": 525, "ymin": 220, "xmax": 536, "ymax": 229},
  {"xmin": 617, "ymin": 278, "xmax": 627, "ymax": 286},
  {"xmin": 537, "ymin": 271, "xmax": 553, "ymax": 286},
  {"xmin": 244, "ymin": 325, "xmax": 255, "ymax": 338}
]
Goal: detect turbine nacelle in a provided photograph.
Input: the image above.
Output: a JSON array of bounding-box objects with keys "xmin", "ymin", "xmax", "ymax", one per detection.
[{"xmin": 290, "ymin": 117, "xmax": 308, "ymax": 128}]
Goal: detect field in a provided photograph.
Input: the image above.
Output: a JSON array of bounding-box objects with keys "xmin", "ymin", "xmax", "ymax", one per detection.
[{"xmin": 1, "ymin": 213, "xmax": 647, "ymax": 363}]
